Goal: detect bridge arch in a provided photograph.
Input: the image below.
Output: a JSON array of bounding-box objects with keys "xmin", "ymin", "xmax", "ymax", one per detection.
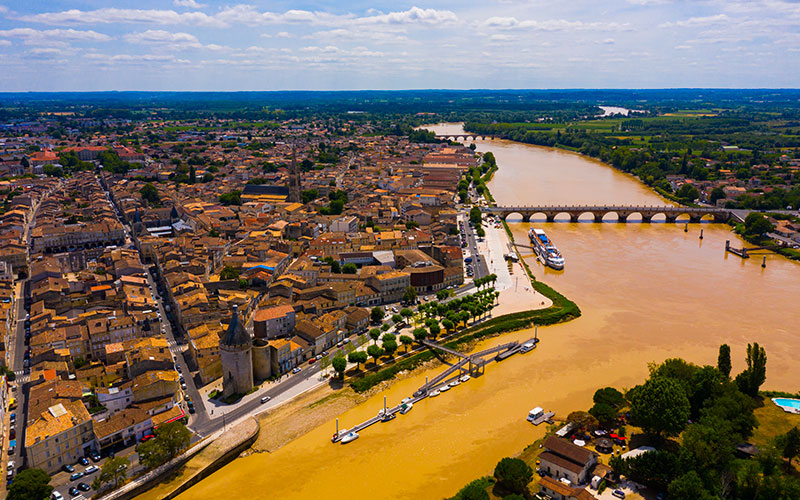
[{"xmin": 502, "ymin": 211, "xmax": 527, "ymax": 223}]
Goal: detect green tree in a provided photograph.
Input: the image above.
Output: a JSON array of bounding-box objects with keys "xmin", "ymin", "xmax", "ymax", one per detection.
[
  {"xmin": 382, "ymin": 338, "xmax": 398, "ymax": 357},
  {"xmin": 380, "ymin": 323, "xmax": 391, "ymax": 332},
  {"xmin": 202, "ymin": 173, "xmax": 214, "ymax": 183},
  {"xmin": 428, "ymin": 323, "xmax": 441, "ymax": 339},
  {"xmin": 776, "ymin": 426, "xmax": 800, "ymax": 461},
  {"xmin": 413, "ymin": 327, "xmax": 428, "ymax": 342},
  {"xmin": 676, "ymin": 183, "xmax": 700, "ymax": 202},
  {"xmin": 743, "ymin": 213, "xmax": 774, "ymax": 237},
  {"xmin": 139, "ymin": 183, "xmax": 160, "ymax": 204},
  {"xmin": 709, "ymin": 186, "xmax": 726, "ymax": 204},
  {"xmin": 301, "ymin": 188, "xmax": 318, "ymax": 204},
  {"xmin": 400, "ymin": 308, "xmax": 413, "ymax": 320},
  {"xmin": 458, "ymin": 482, "xmax": 490, "ymax": 500},
  {"xmin": 219, "ymin": 190, "xmax": 242, "ymax": 205},
  {"xmin": 332, "ymin": 355, "xmax": 347, "ymax": 379},
  {"xmin": 370, "ymin": 307, "xmax": 384, "ymax": 324},
  {"xmin": 342, "ymin": 263, "xmax": 357, "ymax": 274},
  {"xmin": 667, "ymin": 471, "xmax": 715, "ymax": 500},
  {"xmin": 593, "ymin": 387, "xmax": 625, "ymax": 408},
  {"xmin": 219, "ymin": 265, "xmax": 240, "ymax": 280},
  {"xmin": 189, "ymin": 165, "xmax": 196, "ymax": 184},
  {"xmin": 367, "ymin": 344, "xmax": 384, "ymax": 365},
  {"xmin": 629, "ymin": 376, "xmax": 691, "ymax": 437},
  {"xmin": 735, "ymin": 342, "xmax": 767, "ymax": 397},
  {"xmin": 156, "ymin": 421, "xmax": 191, "ymax": 459},
  {"xmin": 137, "ymin": 438, "xmax": 169, "ymax": 469},
  {"xmin": 589, "ymin": 402, "xmax": 618, "ymax": 428},
  {"xmin": 402, "ymin": 286, "xmax": 417, "ymax": 304},
  {"xmin": 391, "ymin": 313, "xmax": 403, "ymax": 325},
  {"xmin": 469, "ymin": 206, "xmax": 482, "ymax": 225},
  {"xmin": 347, "ymin": 351, "xmax": 367, "ymax": 369},
  {"xmin": 7, "ymin": 469, "xmax": 53, "ymax": 500},
  {"xmin": 442, "ymin": 318, "xmax": 454, "ymax": 333},
  {"xmin": 493, "ymin": 457, "xmax": 533, "ymax": 496},
  {"xmin": 399, "ymin": 335, "xmax": 413, "ymax": 352},
  {"xmin": 96, "ymin": 456, "xmax": 130, "ymax": 489},
  {"xmin": 717, "ymin": 344, "xmax": 731, "ymax": 378},
  {"xmin": 369, "ymin": 328, "xmax": 381, "ymax": 344},
  {"xmin": 567, "ymin": 410, "xmax": 599, "ymax": 431}
]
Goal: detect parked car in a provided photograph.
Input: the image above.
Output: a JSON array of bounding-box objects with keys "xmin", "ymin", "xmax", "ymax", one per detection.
[
  {"xmin": 89, "ymin": 452, "xmax": 101, "ymax": 463},
  {"xmin": 612, "ymin": 490, "xmax": 626, "ymax": 499},
  {"xmin": 292, "ymin": 367, "xmax": 301, "ymax": 374},
  {"xmin": 260, "ymin": 396, "xmax": 271, "ymax": 404},
  {"xmin": 77, "ymin": 482, "xmax": 91, "ymax": 492},
  {"xmin": 140, "ymin": 434, "xmax": 155, "ymax": 442},
  {"xmin": 69, "ymin": 487, "xmax": 80, "ymax": 497},
  {"xmin": 52, "ymin": 492, "xmax": 64, "ymax": 500},
  {"xmin": 62, "ymin": 464, "xmax": 75, "ymax": 473},
  {"xmin": 78, "ymin": 457, "xmax": 89, "ymax": 466},
  {"xmin": 69, "ymin": 472, "xmax": 84, "ymax": 481},
  {"xmin": 84, "ymin": 465, "xmax": 98, "ymax": 475},
  {"xmin": 308, "ymin": 358, "xmax": 316, "ymax": 365}
]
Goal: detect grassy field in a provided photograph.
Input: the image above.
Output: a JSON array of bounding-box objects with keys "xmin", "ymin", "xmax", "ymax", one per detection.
[{"xmin": 751, "ymin": 397, "xmax": 800, "ymax": 451}]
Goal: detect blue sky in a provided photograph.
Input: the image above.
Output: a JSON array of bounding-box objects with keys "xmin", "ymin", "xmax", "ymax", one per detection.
[{"xmin": 0, "ymin": 1, "xmax": 798, "ymax": 91}]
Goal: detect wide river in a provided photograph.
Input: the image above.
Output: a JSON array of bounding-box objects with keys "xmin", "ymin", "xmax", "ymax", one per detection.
[{"xmin": 175, "ymin": 123, "xmax": 800, "ymax": 500}]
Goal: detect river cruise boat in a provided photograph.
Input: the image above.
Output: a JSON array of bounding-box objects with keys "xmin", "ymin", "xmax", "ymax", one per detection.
[
  {"xmin": 520, "ymin": 342, "xmax": 536, "ymax": 353},
  {"xmin": 529, "ymin": 228, "xmax": 565, "ymax": 270},
  {"xmin": 340, "ymin": 431, "xmax": 360, "ymax": 444}
]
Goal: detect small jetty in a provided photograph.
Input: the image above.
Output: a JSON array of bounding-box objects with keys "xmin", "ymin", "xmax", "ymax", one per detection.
[
  {"xmin": 332, "ymin": 335, "xmax": 541, "ymax": 443},
  {"xmin": 725, "ymin": 240, "xmax": 782, "ymax": 259}
]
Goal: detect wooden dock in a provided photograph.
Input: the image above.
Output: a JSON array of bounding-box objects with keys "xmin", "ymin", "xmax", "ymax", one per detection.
[
  {"xmin": 333, "ymin": 336, "xmax": 541, "ymax": 442},
  {"xmin": 725, "ymin": 240, "xmax": 782, "ymax": 259},
  {"xmin": 529, "ymin": 411, "xmax": 555, "ymax": 425}
]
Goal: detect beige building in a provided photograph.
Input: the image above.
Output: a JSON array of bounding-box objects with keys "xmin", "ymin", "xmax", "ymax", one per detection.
[{"xmin": 26, "ymin": 401, "xmax": 97, "ymax": 474}]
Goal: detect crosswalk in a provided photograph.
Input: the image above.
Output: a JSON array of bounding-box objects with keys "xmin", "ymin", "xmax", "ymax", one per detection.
[{"xmin": 14, "ymin": 370, "xmax": 30, "ymax": 383}]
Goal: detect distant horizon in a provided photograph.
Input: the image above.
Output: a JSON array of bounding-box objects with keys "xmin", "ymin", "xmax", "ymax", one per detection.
[
  {"xmin": 2, "ymin": 87, "xmax": 800, "ymax": 94},
  {"xmin": 1, "ymin": 1, "xmax": 798, "ymax": 91}
]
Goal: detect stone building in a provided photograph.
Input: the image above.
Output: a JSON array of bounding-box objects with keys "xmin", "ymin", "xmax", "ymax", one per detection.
[{"xmin": 220, "ymin": 305, "xmax": 254, "ymax": 399}]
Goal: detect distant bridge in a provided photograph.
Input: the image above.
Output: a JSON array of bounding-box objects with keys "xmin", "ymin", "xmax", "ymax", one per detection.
[
  {"xmin": 482, "ymin": 205, "xmax": 731, "ymax": 223},
  {"xmin": 435, "ymin": 134, "xmax": 496, "ymax": 141}
]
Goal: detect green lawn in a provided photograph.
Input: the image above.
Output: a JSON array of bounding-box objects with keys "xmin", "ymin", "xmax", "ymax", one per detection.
[{"xmin": 751, "ymin": 397, "xmax": 800, "ymax": 450}]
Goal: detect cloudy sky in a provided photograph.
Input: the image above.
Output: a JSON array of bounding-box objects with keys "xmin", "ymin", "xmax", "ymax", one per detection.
[{"xmin": 0, "ymin": 0, "xmax": 798, "ymax": 91}]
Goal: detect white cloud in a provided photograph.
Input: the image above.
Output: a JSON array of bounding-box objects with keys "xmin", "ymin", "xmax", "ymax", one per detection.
[
  {"xmin": 173, "ymin": 0, "xmax": 206, "ymax": 8},
  {"xmin": 355, "ymin": 7, "xmax": 457, "ymax": 25},
  {"xmin": 661, "ymin": 14, "xmax": 730, "ymax": 28},
  {"xmin": 0, "ymin": 28, "xmax": 112, "ymax": 42},
  {"xmin": 0, "ymin": 39, "xmax": 11, "ymax": 46},
  {"xmin": 276, "ymin": 32, "xmax": 291, "ymax": 38},
  {"xmin": 19, "ymin": 5, "xmax": 458, "ymax": 29},
  {"xmin": 674, "ymin": 44, "xmax": 693, "ymax": 49},
  {"xmin": 124, "ymin": 30, "xmax": 200, "ymax": 46},
  {"xmin": 18, "ymin": 8, "xmax": 225, "ymax": 28},
  {"xmin": 600, "ymin": 38, "xmax": 616, "ymax": 44},
  {"xmin": 0, "ymin": 5, "xmax": 8, "ymax": 14},
  {"xmin": 481, "ymin": 17, "xmax": 630, "ymax": 31}
]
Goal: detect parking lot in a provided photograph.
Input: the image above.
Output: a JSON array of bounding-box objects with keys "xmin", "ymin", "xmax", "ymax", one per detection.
[{"xmin": 49, "ymin": 443, "xmax": 142, "ymax": 500}]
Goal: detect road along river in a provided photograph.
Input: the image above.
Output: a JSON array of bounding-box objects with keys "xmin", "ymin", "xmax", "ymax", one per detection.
[{"xmin": 172, "ymin": 123, "xmax": 800, "ymax": 500}]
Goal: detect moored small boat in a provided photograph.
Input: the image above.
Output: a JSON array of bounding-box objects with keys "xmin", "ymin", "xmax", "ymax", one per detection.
[
  {"xmin": 381, "ymin": 412, "xmax": 396, "ymax": 422},
  {"xmin": 429, "ymin": 389, "xmax": 441, "ymax": 397},
  {"xmin": 400, "ymin": 402, "xmax": 413, "ymax": 414},
  {"xmin": 459, "ymin": 374, "xmax": 470, "ymax": 383},
  {"xmin": 439, "ymin": 385, "xmax": 450, "ymax": 392},
  {"xmin": 449, "ymin": 379, "xmax": 460, "ymax": 388},
  {"xmin": 340, "ymin": 431, "xmax": 359, "ymax": 444}
]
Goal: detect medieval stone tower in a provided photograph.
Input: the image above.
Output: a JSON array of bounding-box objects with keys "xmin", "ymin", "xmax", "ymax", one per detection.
[
  {"xmin": 220, "ymin": 305, "xmax": 254, "ymax": 399},
  {"xmin": 287, "ymin": 143, "xmax": 302, "ymax": 203}
]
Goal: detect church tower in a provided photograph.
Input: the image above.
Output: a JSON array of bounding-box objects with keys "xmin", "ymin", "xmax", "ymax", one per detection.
[
  {"xmin": 219, "ymin": 305, "xmax": 254, "ymax": 399},
  {"xmin": 287, "ymin": 143, "xmax": 302, "ymax": 203}
]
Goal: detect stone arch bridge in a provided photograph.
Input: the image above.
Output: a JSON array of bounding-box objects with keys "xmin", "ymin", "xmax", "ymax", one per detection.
[
  {"xmin": 482, "ymin": 205, "xmax": 731, "ymax": 223},
  {"xmin": 435, "ymin": 134, "xmax": 496, "ymax": 141}
]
